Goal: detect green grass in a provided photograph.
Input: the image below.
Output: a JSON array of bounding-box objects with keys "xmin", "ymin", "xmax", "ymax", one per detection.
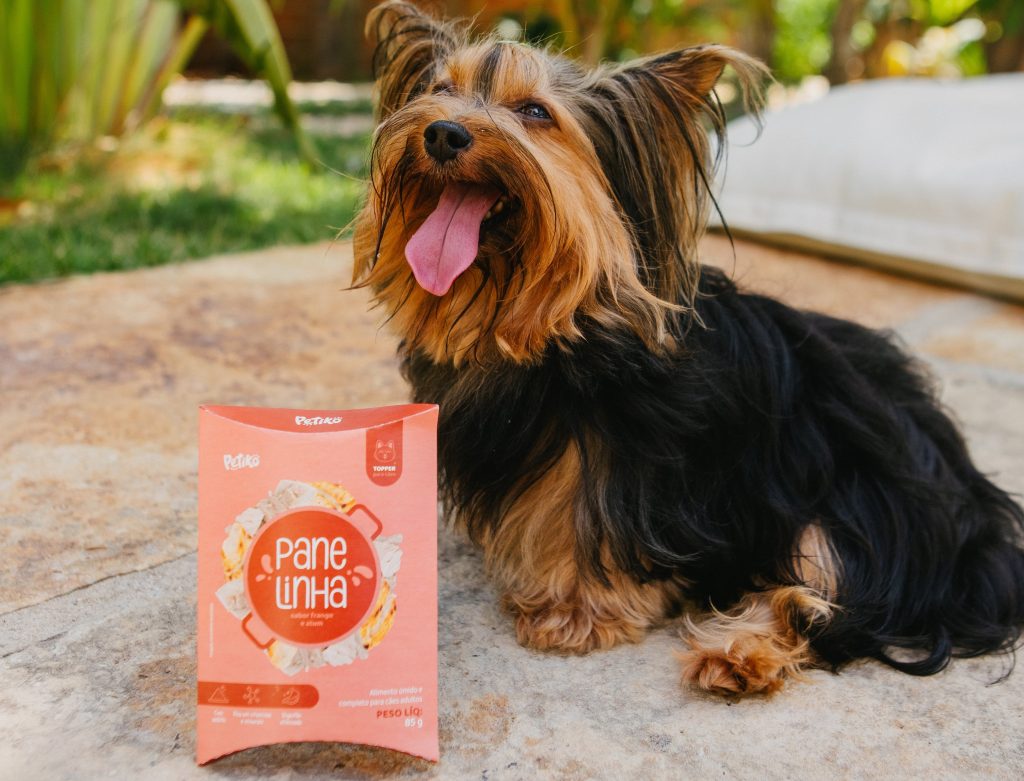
[
  {"xmin": 0, "ymin": 108, "xmax": 371, "ymax": 285},
  {"xmin": 294, "ymin": 97, "xmax": 375, "ymax": 116}
]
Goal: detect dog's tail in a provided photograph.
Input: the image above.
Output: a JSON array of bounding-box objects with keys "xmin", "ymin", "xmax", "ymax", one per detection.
[
  {"xmin": 798, "ymin": 313, "xmax": 1024, "ymax": 678},
  {"xmin": 876, "ymin": 471, "xmax": 1024, "ymax": 677}
]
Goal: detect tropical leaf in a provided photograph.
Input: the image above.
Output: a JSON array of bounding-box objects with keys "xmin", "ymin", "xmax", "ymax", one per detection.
[
  {"xmin": 178, "ymin": 0, "xmax": 317, "ymax": 164},
  {"xmin": 0, "ymin": 0, "xmax": 76, "ymax": 175},
  {"xmin": 0, "ymin": 0, "xmax": 314, "ymax": 180}
]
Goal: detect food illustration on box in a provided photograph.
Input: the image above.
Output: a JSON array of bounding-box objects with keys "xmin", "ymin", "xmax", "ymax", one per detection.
[{"xmin": 215, "ymin": 480, "xmax": 403, "ymax": 675}]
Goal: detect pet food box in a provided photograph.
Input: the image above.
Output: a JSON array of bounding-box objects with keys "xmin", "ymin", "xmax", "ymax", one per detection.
[{"xmin": 196, "ymin": 404, "xmax": 439, "ymax": 764}]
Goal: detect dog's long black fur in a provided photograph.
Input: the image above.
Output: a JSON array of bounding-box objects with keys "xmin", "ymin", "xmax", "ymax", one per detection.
[{"xmin": 405, "ymin": 266, "xmax": 1024, "ymax": 675}]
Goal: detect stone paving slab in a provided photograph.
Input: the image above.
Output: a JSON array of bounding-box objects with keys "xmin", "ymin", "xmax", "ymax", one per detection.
[
  {"xmin": 2, "ymin": 238, "xmax": 1024, "ymax": 780},
  {"xmin": 0, "ymin": 243, "xmax": 402, "ymax": 613}
]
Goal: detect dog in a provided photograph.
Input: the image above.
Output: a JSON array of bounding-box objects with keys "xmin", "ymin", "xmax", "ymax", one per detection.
[{"xmin": 353, "ymin": 1, "xmax": 1024, "ymax": 695}]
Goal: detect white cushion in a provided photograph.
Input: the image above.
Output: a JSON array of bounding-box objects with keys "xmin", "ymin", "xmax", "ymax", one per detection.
[{"xmin": 713, "ymin": 75, "xmax": 1024, "ymax": 295}]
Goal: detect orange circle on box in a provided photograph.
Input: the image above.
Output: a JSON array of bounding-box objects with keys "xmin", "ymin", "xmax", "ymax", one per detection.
[{"xmin": 244, "ymin": 507, "xmax": 380, "ymax": 647}]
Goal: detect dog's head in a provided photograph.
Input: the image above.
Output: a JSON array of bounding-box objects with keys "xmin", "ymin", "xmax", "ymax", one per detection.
[{"xmin": 353, "ymin": 1, "xmax": 765, "ymax": 364}]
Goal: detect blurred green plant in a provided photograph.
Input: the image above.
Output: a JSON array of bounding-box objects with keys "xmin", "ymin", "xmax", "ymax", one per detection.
[
  {"xmin": 0, "ymin": 0, "xmax": 313, "ymax": 180},
  {"xmin": 774, "ymin": 0, "xmax": 837, "ymax": 82},
  {"xmin": 829, "ymin": 0, "xmax": 1001, "ymax": 80},
  {"xmin": 776, "ymin": 0, "xmax": 1022, "ymax": 81},
  {"xmin": 536, "ymin": 1, "xmax": 751, "ymax": 66},
  {"xmin": 0, "ymin": 108, "xmax": 369, "ymax": 284},
  {"xmin": 525, "ymin": 0, "xmax": 1022, "ymax": 83},
  {"xmin": 178, "ymin": 0, "xmax": 315, "ymax": 160}
]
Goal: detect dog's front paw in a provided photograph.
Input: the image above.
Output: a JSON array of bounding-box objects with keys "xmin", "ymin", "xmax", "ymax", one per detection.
[
  {"xmin": 678, "ymin": 589, "xmax": 821, "ymax": 696},
  {"xmin": 509, "ymin": 599, "xmax": 648, "ymax": 653},
  {"xmin": 678, "ymin": 635, "xmax": 792, "ymax": 696}
]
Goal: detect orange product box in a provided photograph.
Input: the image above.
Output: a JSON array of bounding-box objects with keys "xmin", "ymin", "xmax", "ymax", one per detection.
[{"xmin": 196, "ymin": 404, "xmax": 439, "ymax": 764}]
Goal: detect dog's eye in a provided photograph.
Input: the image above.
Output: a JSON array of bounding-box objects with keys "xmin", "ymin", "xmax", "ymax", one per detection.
[
  {"xmin": 517, "ymin": 103, "xmax": 551, "ymax": 121},
  {"xmin": 431, "ymin": 82, "xmax": 454, "ymax": 95}
]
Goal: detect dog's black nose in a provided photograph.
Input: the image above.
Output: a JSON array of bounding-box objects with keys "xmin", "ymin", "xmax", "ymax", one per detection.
[{"xmin": 423, "ymin": 120, "xmax": 472, "ymax": 163}]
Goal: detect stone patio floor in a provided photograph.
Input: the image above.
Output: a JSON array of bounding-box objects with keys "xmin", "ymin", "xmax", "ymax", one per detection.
[{"xmin": 2, "ymin": 236, "xmax": 1023, "ymax": 780}]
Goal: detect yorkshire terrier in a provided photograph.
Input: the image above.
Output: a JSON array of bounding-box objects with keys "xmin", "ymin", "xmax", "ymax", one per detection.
[{"xmin": 353, "ymin": 1, "xmax": 1024, "ymax": 695}]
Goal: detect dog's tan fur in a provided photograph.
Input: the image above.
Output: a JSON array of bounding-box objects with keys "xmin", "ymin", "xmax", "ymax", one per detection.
[
  {"xmin": 679, "ymin": 526, "xmax": 839, "ymax": 694},
  {"xmin": 476, "ymin": 443, "xmax": 681, "ymax": 652}
]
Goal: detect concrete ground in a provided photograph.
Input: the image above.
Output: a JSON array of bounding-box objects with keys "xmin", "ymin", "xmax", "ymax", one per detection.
[{"xmin": 2, "ymin": 236, "xmax": 1024, "ymax": 780}]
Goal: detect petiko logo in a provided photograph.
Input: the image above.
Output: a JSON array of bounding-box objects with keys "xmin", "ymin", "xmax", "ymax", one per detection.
[
  {"xmin": 295, "ymin": 415, "xmax": 343, "ymax": 427},
  {"xmin": 224, "ymin": 453, "xmax": 260, "ymax": 470}
]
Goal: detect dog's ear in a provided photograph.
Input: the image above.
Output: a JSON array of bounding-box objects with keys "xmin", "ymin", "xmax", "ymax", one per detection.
[
  {"xmin": 366, "ymin": 1, "xmax": 454, "ymax": 122},
  {"xmin": 615, "ymin": 45, "xmax": 765, "ymax": 108},
  {"xmin": 581, "ymin": 46, "xmax": 767, "ymax": 307}
]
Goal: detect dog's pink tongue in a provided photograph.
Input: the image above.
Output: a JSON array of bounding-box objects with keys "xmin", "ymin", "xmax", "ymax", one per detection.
[{"xmin": 405, "ymin": 182, "xmax": 500, "ymax": 296}]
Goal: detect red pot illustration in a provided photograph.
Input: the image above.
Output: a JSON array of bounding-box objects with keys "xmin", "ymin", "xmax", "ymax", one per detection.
[{"xmin": 239, "ymin": 504, "xmax": 384, "ymax": 650}]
